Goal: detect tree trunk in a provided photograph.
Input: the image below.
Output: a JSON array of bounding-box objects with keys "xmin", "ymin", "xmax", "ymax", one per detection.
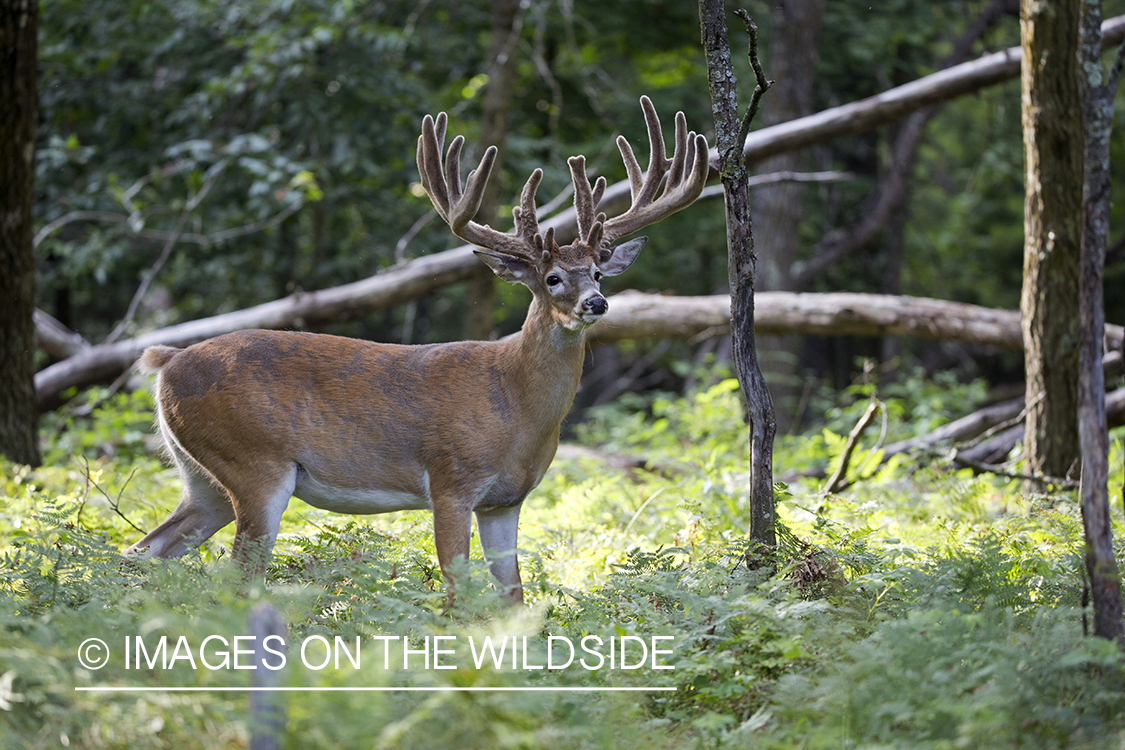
[
  {"xmin": 1076, "ymin": 0, "xmax": 1124, "ymax": 644},
  {"xmin": 463, "ymin": 0, "xmax": 525, "ymax": 340},
  {"xmin": 753, "ymin": 0, "xmax": 824, "ymax": 293},
  {"xmin": 1020, "ymin": 0, "xmax": 1084, "ymax": 478},
  {"xmin": 752, "ymin": 0, "xmax": 825, "ymax": 432},
  {"xmin": 0, "ymin": 0, "xmax": 40, "ymax": 466},
  {"xmin": 700, "ymin": 0, "xmax": 777, "ymax": 549}
]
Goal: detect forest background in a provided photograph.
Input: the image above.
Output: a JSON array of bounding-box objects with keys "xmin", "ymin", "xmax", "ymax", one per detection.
[{"xmin": 3, "ymin": 0, "xmax": 1125, "ymax": 747}]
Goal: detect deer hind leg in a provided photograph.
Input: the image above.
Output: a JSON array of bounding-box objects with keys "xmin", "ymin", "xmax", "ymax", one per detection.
[
  {"xmin": 126, "ymin": 440, "xmax": 235, "ymax": 558},
  {"xmin": 475, "ymin": 504, "xmax": 523, "ymax": 603},
  {"xmin": 219, "ymin": 462, "xmax": 297, "ymax": 573}
]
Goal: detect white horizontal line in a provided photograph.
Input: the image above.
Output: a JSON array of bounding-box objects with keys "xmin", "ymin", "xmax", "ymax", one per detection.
[{"xmin": 76, "ymin": 686, "xmax": 676, "ymax": 693}]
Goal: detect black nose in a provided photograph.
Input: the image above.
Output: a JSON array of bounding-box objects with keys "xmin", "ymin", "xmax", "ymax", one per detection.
[{"xmin": 585, "ymin": 296, "xmax": 608, "ymax": 315}]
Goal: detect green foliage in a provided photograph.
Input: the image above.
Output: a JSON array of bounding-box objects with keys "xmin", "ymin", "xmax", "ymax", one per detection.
[
  {"xmin": 40, "ymin": 387, "xmax": 156, "ymax": 465},
  {"xmin": 4, "ymin": 377, "xmax": 1125, "ymax": 747}
]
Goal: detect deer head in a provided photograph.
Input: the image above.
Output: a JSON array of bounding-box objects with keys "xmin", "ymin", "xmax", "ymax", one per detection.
[{"xmin": 416, "ymin": 95, "xmax": 709, "ymax": 334}]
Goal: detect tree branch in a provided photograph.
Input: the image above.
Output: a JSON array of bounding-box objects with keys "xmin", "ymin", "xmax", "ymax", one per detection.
[{"xmin": 733, "ymin": 9, "xmax": 773, "ymax": 158}]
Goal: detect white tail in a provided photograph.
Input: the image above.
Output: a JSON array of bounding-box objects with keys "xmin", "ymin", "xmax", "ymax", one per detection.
[{"xmin": 128, "ymin": 96, "xmax": 708, "ymax": 602}]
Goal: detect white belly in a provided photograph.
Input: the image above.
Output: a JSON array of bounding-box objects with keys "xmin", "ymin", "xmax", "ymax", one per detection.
[{"xmin": 294, "ymin": 471, "xmax": 431, "ymax": 514}]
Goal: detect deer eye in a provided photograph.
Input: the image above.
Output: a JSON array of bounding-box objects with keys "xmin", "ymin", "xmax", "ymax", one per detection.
[
  {"xmin": 546, "ymin": 274, "xmax": 562, "ymax": 286},
  {"xmin": 593, "ymin": 270, "xmax": 603, "ymax": 282}
]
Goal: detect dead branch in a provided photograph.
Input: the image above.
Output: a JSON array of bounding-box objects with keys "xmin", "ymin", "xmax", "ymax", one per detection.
[
  {"xmin": 698, "ymin": 170, "xmax": 852, "ymax": 201},
  {"xmin": 887, "ymin": 385, "xmax": 1125, "ymax": 469},
  {"xmin": 952, "ymin": 454, "xmax": 1080, "ymax": 490},
  {"xmin": 34, "ymin": 309, "xmax": 90, "ymax": 359},
  {"xmin": 824, "ymin": 397, "xmax": 883, "ymax": 493}
]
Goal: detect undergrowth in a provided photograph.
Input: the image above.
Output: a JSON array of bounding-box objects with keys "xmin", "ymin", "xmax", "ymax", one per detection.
[{"xmin": 1, "ymin": 376, "xmax": 1123, "ymax": 748}]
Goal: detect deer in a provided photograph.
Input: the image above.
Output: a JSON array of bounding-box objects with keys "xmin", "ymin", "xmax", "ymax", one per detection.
[{"xmin": 126, "ymin": 96, "xmax": 708, "ymax": 603}]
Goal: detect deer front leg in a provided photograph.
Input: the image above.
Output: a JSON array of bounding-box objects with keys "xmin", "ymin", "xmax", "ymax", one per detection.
[
  {"xmin": 475, "ymin": 504, "xmax": 523, "ymax": 604},
  {"xmin": 432, "ymin": 497, "xmax": 473, "ymax": 606}
]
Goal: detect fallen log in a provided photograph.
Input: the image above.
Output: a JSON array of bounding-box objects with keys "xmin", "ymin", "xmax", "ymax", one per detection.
[
  {"xmin": 952, "ymin": 387, "xmax": 1125, "ymax": 467},
  {"xmin": 35, "ymin": 288, "xmax": 1125, "ymax": 405},
  {"xmin": 586, "ymin": 290, "xmax": 1125, "ymax": 349}
]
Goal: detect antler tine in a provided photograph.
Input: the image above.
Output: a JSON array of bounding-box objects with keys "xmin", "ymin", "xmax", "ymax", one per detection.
[
  {"xmin": 511, "ymin": 168, "xmax": 545, "ymax": 252},
  {"xmin": 665, "ymin": 110, "xmax": 690, "ymax": 190},
  {"xmin": 602, "ymin": 97, "xmax": 710, "ymax": 242},
  {"xmin": 591, "ymin": 176, "xmax": 607, "ymax": 218},
  {"xmin": 567, "ymin": 155, "xmax": 594, "ymax": 242},
  {"xmin": 418, "ymin": 114, "xmax": 450, "ymax": 218},
  {"xmin": 617, "ymin": 135, "xmax": 644, "ymax": 202},
  {"xmin": 444, "ymin": 134, "xmax": 465, "ymax": 208},
  {"xmin": 636, "ymin": 95, "xmax": 672, "ymax": 207},
  {"xmin": 566, "ymin": 155, "xmax": 610, "ymax": 247}
]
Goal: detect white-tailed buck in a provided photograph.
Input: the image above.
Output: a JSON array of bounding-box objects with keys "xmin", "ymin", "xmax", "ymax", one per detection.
[{"xmin": 128, "ymin": 96, "xmax": 708, "ymax": 602}]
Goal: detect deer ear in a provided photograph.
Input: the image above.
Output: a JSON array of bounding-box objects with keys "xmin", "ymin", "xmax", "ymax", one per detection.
[
  {"xmin": 597, "ymin": 236, "xmax": 647, "ymax": 276},
  {"xmin": 475, "ymin": 250, "xmax": 533, "ymax": 284}
]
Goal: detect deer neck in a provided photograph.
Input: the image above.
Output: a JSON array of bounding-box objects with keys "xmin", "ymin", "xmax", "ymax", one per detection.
[{"xmin": 503, "ymin": 297, "xmax": 586, "ymax": 426}]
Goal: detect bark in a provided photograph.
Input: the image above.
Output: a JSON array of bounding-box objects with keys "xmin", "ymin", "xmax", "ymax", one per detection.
[
  {"xmin": 1076, "ymin": 0, "xmax": 1124, "ymax": 644},
  {"xmin": 700, "ymin": 1, "xmax": 777, "ymax": 549},
  {"xmin": 0, "ymin": 0, "xmax": 40, "ymax": 466},
  {"xmin": 1020, "ymin": 0, "xmax": 1085, "ymax": 478}
]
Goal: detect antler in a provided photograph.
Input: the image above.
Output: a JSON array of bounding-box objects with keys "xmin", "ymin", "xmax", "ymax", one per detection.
[
  {"xmin": 570, "ymin": 96, "xmax": 709, "ymax": 248},
  {"xmin": 417, "ymin": 112, "xmax": 552, "ymax": 261}
]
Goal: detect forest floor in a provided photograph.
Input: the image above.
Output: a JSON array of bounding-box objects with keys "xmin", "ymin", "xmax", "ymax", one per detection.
[{"xmin": 2, "ymin": 377, "xmax": 1124, "ymax": 748}]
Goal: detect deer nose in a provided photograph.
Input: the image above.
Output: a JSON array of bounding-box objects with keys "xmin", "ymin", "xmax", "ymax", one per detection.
[{"xmin": 583, "ymin": 296, "xmax": 608, "ymax": 316}]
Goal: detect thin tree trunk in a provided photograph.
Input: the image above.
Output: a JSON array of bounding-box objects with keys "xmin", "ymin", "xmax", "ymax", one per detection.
[
  {"xmin": 1020, "ymin": 0, "xmax": 1085, "ymax": 478},
  {"xmin": 700, "ymin": 0, "xmax": 777, "ymax": 549},
  {"xmin": 0, "ymin": 0, "xmax": 41, "ymax": 466},
  {"xmin": 1077, "ymin": 0, "xmax": 1124, "ymax": 644}
]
